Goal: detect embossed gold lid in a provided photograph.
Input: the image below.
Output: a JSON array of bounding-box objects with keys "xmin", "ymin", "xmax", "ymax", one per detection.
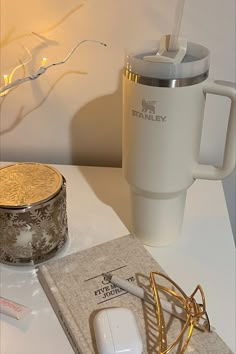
[{"xmin": 0, "ymin": 163, "xmax": 63, "ymax": 208}]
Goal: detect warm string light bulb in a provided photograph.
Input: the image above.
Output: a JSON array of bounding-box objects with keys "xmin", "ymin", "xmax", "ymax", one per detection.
[
  {"xmin": 3, "ymin": 75, "xmax": 9, "ymax": 85},
  {"xmin": 41, "ymin": 57, "xmax": 47, "ymax": 67},
  {"xmin": 0, "ymin": 40, "xmax": 107, "ymax": 96},
  {"xmin": 0, "ymin": 75, "xmax": 10, "ymax": 96}
]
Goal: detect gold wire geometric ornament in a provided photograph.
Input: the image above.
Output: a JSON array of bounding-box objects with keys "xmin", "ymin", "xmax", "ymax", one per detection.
[{"xmin": 150, "ymin": 272, "xmax": 211, "ymax": 354}]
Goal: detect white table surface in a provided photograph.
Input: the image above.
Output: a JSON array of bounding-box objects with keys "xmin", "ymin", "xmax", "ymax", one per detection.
[{"xmin": 0, "ymin": 164, "xmax": 235, "ymax": 354}]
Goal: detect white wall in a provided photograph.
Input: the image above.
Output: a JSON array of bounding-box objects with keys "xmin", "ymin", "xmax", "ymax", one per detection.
[
  {"xmin": 223, "ymin": 169, "xmax": 236, "ymax": 241},
  {"xmin": 0, "ymin": 0, "xmax": 235, "ymax": 236}
]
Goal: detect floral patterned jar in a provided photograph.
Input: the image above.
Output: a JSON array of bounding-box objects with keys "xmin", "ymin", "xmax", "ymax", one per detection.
[{"xmin": 0, "ymin": 163, "xmax": 68, "ymax": 265}]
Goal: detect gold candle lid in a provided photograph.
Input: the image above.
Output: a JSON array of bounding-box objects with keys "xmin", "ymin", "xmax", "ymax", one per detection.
[{"xmin": 0, "ymin": 163, "xmax": 63, "ymax": 208}]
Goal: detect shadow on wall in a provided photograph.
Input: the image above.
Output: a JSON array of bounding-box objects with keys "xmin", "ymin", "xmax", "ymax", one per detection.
[
  {"xmin": 0, "ymin": 71, "xmax": 86, "ymax": 137},
  {"xmin": 70, "ymin": 70, "xmax": 132, "ymax": 230},
  {"xmin": 70, "ymin": 71, "xmax": 123, "ymax": 167},
  {"xmin": 79, "ymin": 165, "xmax": 132, "ymax": 232}
]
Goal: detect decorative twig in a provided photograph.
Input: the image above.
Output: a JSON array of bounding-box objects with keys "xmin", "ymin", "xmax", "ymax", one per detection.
[
  {"xmin": 0, "ymin": 47, "xmax": 32, "ymax": 97},
  {"xmin": 9, "ymin": 48, "xmax": 32, "ymax": 80},
  {"xmin": 0, "ymin": 40, "xmax": 107, "ymax": 96}
]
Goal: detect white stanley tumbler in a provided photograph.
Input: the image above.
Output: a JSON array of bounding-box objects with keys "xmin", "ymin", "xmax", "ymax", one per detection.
[{"xmin": 123, "ymin": 41, "xmax": 236, "ymax": 247}]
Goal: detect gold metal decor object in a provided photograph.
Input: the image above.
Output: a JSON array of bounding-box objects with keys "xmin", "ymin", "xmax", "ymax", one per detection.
[
  {"xmin": 0, "ymin": 163, "xmax": 68, "ymax": 265},
  {"xmin": 150, "ymin": 272, "xmax": 211, "ymax": 354},
  {"xmin": 0, "ymin": 163, "xmax": 63, "ymax": 207}
]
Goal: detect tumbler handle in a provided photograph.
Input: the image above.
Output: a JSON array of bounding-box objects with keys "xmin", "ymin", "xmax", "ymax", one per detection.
[{"xmin": 193, "ymin": 80, "xmax": 236, "ymax": 180}]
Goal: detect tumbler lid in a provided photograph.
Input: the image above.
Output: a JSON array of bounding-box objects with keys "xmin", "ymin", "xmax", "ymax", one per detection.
[{"xmin": 125, "ymin": 41, "xmax": 210, "ymax": 80}]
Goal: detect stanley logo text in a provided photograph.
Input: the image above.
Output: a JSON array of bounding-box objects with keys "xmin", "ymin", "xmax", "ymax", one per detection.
[{"xmin": 132, "ymin": 99, "xmax": 167, "ymax": 122}]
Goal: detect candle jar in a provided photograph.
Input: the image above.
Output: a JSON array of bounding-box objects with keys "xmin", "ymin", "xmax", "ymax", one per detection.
[{"xmin": 0, "ymin": 163, "xmax": 68, "ymax": 265}]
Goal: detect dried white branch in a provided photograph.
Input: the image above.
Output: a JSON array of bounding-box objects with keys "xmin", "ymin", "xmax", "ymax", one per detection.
[
  {"xmin": 9, "ymin": 47, "xmax": 32, "ymax": 82},
  {"xmin": 0, "ymin": 47, "xmax": 32, "ymax": 97},
  {"xmin": 0, "ymin": 39, "xmax": 107, "ymax": 96}
]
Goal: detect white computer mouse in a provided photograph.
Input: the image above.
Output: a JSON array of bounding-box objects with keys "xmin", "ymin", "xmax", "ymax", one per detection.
[{"xmin": 93, "ymin": 307, "xmax": 143, "ymax": 354}]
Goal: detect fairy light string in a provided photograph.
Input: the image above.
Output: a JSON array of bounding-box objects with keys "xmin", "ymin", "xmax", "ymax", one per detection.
[{"xmin": 0, "ymin": 40, "xmax": 107, "ymax": 96}]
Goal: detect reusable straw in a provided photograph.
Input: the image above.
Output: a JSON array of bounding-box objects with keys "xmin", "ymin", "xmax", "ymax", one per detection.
[
  {"xmin": 168, "ymin": 0, "xmax": 186, "ymax": 51},
  {"xmin": 144, "ymin": 0, "xmax": 187, "ymax": 63}
]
